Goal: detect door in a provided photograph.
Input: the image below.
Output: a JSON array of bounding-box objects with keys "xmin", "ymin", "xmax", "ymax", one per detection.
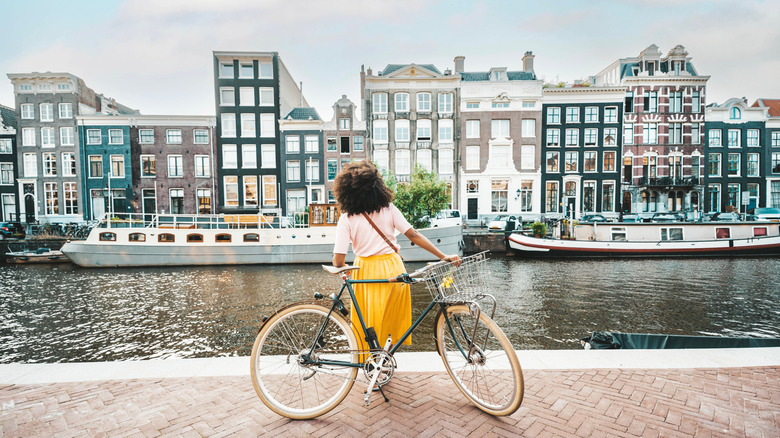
[
  {"xmin": 24, "ymin": 194, "xmax": 35, "ymax": 223},
  {"xmin": 467, "ymin": 198, "xmax": 478, "ymax": 220},
  {"xmin": 91, "ymin": 190, "xmax": 105, "ymax": 220},
  {"xmin": 566, "ymin": 197, "xmax": 576, "ymax": 218}
]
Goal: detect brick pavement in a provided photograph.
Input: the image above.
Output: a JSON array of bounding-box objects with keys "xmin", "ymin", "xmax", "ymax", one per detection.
[{"xmin": 1, "ymin": 366, "xmax": 778, "ymax": 437}]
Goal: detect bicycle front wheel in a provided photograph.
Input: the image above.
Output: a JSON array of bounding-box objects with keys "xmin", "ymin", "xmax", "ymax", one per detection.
[
  {"xmin": 435, "ymin": 304, "xmax": 524, "ymax": 416},
  {"xmin": 250, "ymin": 303, "xmax": 359, "ymax": 419}
]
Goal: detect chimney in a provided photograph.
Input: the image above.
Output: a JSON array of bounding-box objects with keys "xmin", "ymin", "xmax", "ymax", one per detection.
[
  {"xmin": 523, "ymin": 51, "xmax": 535, "ymax": 73},
  {"xmin": 454, "ymin": 56, "xmax": 465, "ymax": 74},
  {"xmin": 360, "ymin": 65, "xmax": 366, "ymax": 100}
]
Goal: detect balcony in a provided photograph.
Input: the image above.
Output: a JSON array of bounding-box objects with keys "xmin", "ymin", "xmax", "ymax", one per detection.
[
  {"xmin": 640, "ymin": 177, "xmax": 699, "ymax": 188},
  {"xmin": 416, "ymin": 141, "xmax": 432, "ymax": 149}
]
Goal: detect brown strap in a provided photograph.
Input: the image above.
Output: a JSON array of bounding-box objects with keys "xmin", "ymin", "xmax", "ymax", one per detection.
[{"xmin": 362, "ymin": 212, "xmax": 401, "ymax": 255}]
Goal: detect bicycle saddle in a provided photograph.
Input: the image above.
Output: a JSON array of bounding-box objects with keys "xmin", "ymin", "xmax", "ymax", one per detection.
[{"xmin": 322, "ymin": 265, "xmax": 361, "ymax": 275}]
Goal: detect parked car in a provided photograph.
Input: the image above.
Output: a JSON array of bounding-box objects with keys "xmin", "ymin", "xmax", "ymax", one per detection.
[
  {"xmin": 487, "ymin": 215, "xmax": 518, "ymax": 231},
  {"xmin": 0, "ymin": 221, "xmax": 26, "ymax": 240},
  {"xmin": 651, "ymin": 212, "xmax": 684, "ymax": 223},
  {"xmin": 748, "ymin": 207, "xmax": 780, "ymax": 222},
  {"xmin": 709, "ymin": 212, "xmax": 741, "ymax": 222},
  {"xmin": 428, "ymin": 209, "xmax": 462, "ymax": 228},
  {"xmin": 580, "ymin": 214, "xmax": 607, "ymax": 223}
]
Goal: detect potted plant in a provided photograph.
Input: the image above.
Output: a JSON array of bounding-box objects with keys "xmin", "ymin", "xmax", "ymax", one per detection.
[{"xmin": 530, "ymin": 221, "xmax": 548, "ymax": 238}]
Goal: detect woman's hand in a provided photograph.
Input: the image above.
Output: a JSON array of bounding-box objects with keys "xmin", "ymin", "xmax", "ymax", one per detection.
[{"xmin": 441, "ymin": 254, "xmax": 462, "ymax": 266}]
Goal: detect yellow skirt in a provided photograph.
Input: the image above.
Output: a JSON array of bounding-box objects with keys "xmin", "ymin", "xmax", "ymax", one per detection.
[{"xmin": 351, "ymin": 253, "xmax": 411, "ymax": 349}]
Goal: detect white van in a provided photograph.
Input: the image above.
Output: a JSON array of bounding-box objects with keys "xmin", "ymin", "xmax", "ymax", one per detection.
[{"xmin": 429, "ymin": 209, "xmax": 462, "ymax": 227}]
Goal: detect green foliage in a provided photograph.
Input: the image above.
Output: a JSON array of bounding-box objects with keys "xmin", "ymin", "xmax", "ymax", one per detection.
[
  {"xmin": 393, "ymin": 165, "xmax": 449, "ymax": 229},
  {"xmin": 530, "ymin": 221, "xmax": 548, "ymax": 237}
]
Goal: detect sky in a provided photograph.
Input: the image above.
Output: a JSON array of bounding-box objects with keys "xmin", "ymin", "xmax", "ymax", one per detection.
[{"xmin": 2, "ymin": 0, "xmax": 779, "ymax": 120}]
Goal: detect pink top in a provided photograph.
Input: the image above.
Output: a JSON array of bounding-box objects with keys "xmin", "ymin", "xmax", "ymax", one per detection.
[{"xmin": 333, "ymin": 204, "xmax": 413, "ymax": 257}]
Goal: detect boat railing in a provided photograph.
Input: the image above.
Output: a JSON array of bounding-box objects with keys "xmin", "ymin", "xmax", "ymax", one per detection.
[{"xmin": 93, "ymin": 213, "xmax": 296, "ymax": 230}]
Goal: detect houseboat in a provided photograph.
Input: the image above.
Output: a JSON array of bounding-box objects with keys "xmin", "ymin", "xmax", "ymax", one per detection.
[
  {"xmin": 61, "ymin": 207, "xmax": 463, "ymax": 268},
  {"xmin": 508, "ymin": 220, "xmax": 780, "ymax": 257}
]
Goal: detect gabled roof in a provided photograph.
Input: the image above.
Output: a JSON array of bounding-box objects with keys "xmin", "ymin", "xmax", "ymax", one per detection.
[
  {"xmin": 752, "ymin": 99, "xmax": 780, "ymax": 117},
  {"xmin": 284, "ymin": 107, "xmax": 321, "ymax": 121},
  {"xmin": 380, "ymin": 64, "xmax": 442, "ymax": 76},
  {"xmin": 460, "ymin": 71, "xmax": 536, "ymax": 81},
  {"xmin": 0, "ymin": 104, "xmax": 16, "ymax": 131}
]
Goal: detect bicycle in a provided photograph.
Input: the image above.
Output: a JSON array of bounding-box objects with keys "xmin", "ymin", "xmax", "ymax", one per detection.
[{"xmin": 250, "ymin": 252, "xmax": 524, "ymax": 419}]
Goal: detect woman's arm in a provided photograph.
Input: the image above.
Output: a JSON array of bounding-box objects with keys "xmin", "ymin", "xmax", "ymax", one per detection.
[
  {"xmin": 403, "ymin": 228, "xmax": 460, "ymax": 263},
  {"xmin": 332, "ymin": 253, "xmax": 346, "ymax": 267}
]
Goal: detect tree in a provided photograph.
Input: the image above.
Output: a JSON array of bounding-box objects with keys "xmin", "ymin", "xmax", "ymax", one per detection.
[{"xmin": 393, "ymin": 165, "xmax": 449, "ymax": 228}]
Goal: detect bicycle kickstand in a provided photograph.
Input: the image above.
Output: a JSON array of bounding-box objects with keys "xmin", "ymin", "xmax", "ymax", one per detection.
[{"xmin": 364, "ymin": 336, "xmax": 392, "ymax": 406}]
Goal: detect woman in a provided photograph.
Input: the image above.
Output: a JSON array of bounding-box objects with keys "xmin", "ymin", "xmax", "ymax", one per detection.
[{"xmin": 332, "ymin": 160, "xmax": 460, "ymax": 350}]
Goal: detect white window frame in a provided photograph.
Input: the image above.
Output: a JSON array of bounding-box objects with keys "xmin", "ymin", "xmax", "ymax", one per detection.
[
  {"xmin": 140, "ymin": 154, "xmax": 156, "ymax": 177},
  {"xmin": 547, "ymin": 107, "xmax": 560, "ymax": 124},
  {"xmin": 242, "ymin": 144, "xmax": 257, "ymax": 169},
  {"xmin": 59, "ymin": 127, "xmax": 74, "ymax": 146},
  {"xmin": 521, "ymin": 119, "xmax": 535, "ymax": 138},
  {"xmin": 40, "ymin": 103, "xmax": 54, "ymax": 122},
  {"xmin": 304, "ymin": 135, "xmax": 319, "ymax": 153},
  {"xmin": 21, "ymin": 104, "xmax": 34, "ymax": 120},
  {"xmin": 259, "ymin": 113, "xmax": 275, "ymax": 138},
  {"xmin": 373, "ymin": 93, "xmax": 388, "ymax": 114},
  {"xmin": 438, "ymin": 93, "xmax": 453, "ymax": 113},
  {"xmin": 466, "ymin": 120, "xmax": 480, "ymax": 139},
  {"xmin": 438, "ymin": 148, "xmax": 454, "ymax": 175},
  {"xmin": 287, "ymin": 160, "xmax": 301, "ymax": 182},
  {"xmin": 221, "ymin": 114, "xmax": 236, "ymax": 138},
  {"xmin": 62, "ymin": 152, "xmax": 76, "ymax": 177},
  {"xmin": 466, "ymin": 146, "xmax": 480, "ymax": 170},
  {"xmin": 416, "ymin": 119, "xmax": 431, "ymax": 141},
  {"xmin": 259, "ymin": 88, "xmax": 274, "ymax": 106},
  {"xmin": 286, "ymin": 136, "xmax": 300, "ymax": 153},
  {"xmin": 86, "ymin": 129, "xmax": 101, "ymax": 145},
  {"xmin": 239, "ymin": 87, "xmax": 254, "ymax": 106},
  {"xmin": 373, "ymin": 120, "xmax": 388, "ymax": 143},
  {"xmin": 395, "ymin": 120, "xmax": 410, "ymax": 142},
  {"xmin": 194, "ymin": 155, "xmax": 210, "ymax": 177},
  {"xmin": 417, "ymin": 93, "xmax": 431, "ymax": 112},
  {"xmin": 396, "ymin": 149, "xmax": 411, "ymax": 175},
  {"xmin": 394, "ymin": 93, "xmax": 409, "ymax": 112},
  {"xmin": 41, "ymin": 127, "xmax": 55, "ymax": 147},
  {"xmin": 261, "ymin": 144, "xmax": 275, "ymax": 169},
  {"xmin": 222, "ymin": 144, "xmax": 237, "ymax": 169},
  {"xmin": 139, "ymin": 129, "xmax": 155, "ymax": 144},
  {"xmin": 220, "ymin": 87, "xmax": 235, "ymax": 106},
  {"xmin": 58, "ymin": 103, "xmax": 73, "ymax": 119},
  {"xmin": 108, "ymin": 129, "xmax": 123, "ymax": 145},
  {"xmin": 491, "ymin": 119, "xmax": 509, "ymax": 138},
  {"xmin": 241, "ymin": 113, "xmax": 256, "ymax": 137},
  {"xmin": 166, "ymin": 129, "xmax": 182, "ymax": 144},
  {"xmin": 439, "ymin": 119, "xmax": 453, "ymax": 143},
  {"xmin": 110, "ymin": 155, "xmax": 125, "ymax": 177},
  {"xmin": 416, "ymin": 148, "xmax": 432, "ymax": 172}
]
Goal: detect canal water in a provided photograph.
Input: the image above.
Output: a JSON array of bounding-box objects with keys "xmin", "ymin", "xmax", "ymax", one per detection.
[{"xmin": 1, "ymin": 256, "xmax": 779, "ymax": 363}]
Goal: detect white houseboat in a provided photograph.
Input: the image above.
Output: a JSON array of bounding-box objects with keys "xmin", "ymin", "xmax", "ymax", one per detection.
[
  {"xmin": 508, "ymin": 220, "xmax": 780, "ymax": 257},
  {"xmin": 61, "ymin": 209, "xmax": 463, "ymax": 268}
]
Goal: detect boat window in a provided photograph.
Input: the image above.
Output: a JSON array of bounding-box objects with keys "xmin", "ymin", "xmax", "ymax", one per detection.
[
  {"xmin": 660, "ymin": 227, "xmax": 683, "ymax": 241},
  {"xmin": 159, "ymin": 233, "xmax": 175, "ymax": 243},
  {"xmin": 99, "ymin": 232, "xmax": 116, "ymax": 241},
  {"xmin": 128, "ymin": 233, "xmax": 146, "ymax": 242},
  {"xmin": 187, "ymin": 234, "xmax": 204, "ymax": 243},
  {"xmin": 754, "ymin": 227, "xmax": 767, "ymax": 237},
  {"xmin": 610, "ymin": 227, "xmax": 626, "ymax": 241},
  {"xmin": 216, "ymin": 234, "xmax": 232, "ymax": 243},
  {"xmin": 244, "ymin": 233, "xmax": 260, "ymax": 242},
  {"xmin": 715, "ymin": 228, "xmax": 730, "ymax": 239}
]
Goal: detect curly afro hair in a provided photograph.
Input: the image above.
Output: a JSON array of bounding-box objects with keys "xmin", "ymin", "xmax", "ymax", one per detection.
[{"xmin": 333, "ymin": 160, "xmax": 394, "ymax": 215}]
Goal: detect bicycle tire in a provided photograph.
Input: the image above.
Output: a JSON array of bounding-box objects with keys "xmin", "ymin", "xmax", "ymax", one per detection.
[
  {"xmin": 434, "ymin": 304, "xmax": 524, "ymax": 416},
  {"xmin": 250, "ymin": 302, "xmax": 359, "ymax": 419}
]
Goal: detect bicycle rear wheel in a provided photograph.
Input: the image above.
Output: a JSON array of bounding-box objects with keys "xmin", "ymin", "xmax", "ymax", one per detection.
[
  {"xmin": 250, "ymin": 303, "xmax": 359, "ymax": 419},
  {"xmin": 435, "ymin": 304, "xmax": 523, "ymax": 416}
]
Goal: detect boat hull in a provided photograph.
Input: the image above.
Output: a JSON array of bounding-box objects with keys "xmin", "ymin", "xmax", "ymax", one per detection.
[
  {"xmin": 5, "ymin": 251, "xmax": 70, "ymax": 264},
  {"xmin": 62, "ymin": 225, "xmax": 463, "ymax": 267},
  {"xmin": 508, "ymin": 232, "xmax": 780, "ymax": 257}
]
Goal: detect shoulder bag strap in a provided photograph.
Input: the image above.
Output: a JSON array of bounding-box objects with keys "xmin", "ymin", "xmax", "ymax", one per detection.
[{"xmin": 362, "ymin": 212, "xmax": 401, "ymax": 256}]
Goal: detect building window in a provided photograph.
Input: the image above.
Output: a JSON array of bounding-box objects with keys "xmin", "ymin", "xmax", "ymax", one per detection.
[
  {"xmin": 286, "ymin": 136, "xmax": 300, "ymax": 153},
  {"xmin": 375, "ymin": 119, "xmax": 391, "ymax": 143},
  {"xmin": 0, "ymin": 163, "xmax": 14, "ymax": 185},
  {"xmin": 491, "ymin": 180, "xmax": 508, "ymax": 212},
  {"xmin": 373, "ymin": 93, "xmax": 387, "ymax": 113},
  {"xmin": 287, "ymin": 160, "xmax": 300, "ymax": 182},
  {"xmin": 86, "ymin": 129, "xmax": 101, "ymax": 145},
  {"xmin": 221, "ymin": 114, "xmax": 236, "ymax": 137},
  {"xmin": 466, "ymin": 146, "xmax": 480, "ymax": 170},
  {"xmin": 546, "ymin": 129, "xmax": 560, "ymax": 147},
  {"xmin": 565, "ymin": 128, "xmax": 579, "ymax": 147},
  {"xmin": 193, "ymin": 129, "xmax": 209, "ymax": 144},
  {"xmin": 395, "ymin": 93, "xmax": 409, "ymax": 112},
  {"xmin": 491, "ymin": 120, "xmax": 509, "ymax": 138},
  {"xmin": 0, "ymin": 139, "xmax": 10, "ymax": 154},
  {"xmin": 110, "ymin": 155, "xmax": 125, "ymax": 177},
  {"xmin": 566, "ymin": 107, "xmax": 579, "ymax": 123},
  {"xmin": 692, "ymin": 91, "xmax": 701, "ymax": 113},
  {"xmin": 262, "ymin": 175, "xmax": 277, "ymax": 206},
  {"xmin": 261, "ymin": 144, "xmax": 275, "ymax": 169},
  {"xmin": 625, "ymin": 92, "xmax": 634, "ymax": 113},
  {"xmin": 197, "ymin": 189, "xmax": 211, "ymax": 214},
  {"xmin": 772, "ymin": 132, "xmax": 780, "ymax": 147},
  {"xmin": 747, "ymin": 129, "xmax": 759, "ymax": 147},
  {"xmin": 691, "ymin": 123, "xmax": 701, "ymax": 145},
  {"xmin": 24, "ymin": 153, "xmax": 37, "ymax": 177},
  {"xmin": 374, "ymin": 149, "xmax": 389, "ymax": 170},
  {"xmin": 546, "ymin": 151, "xmax": 559, "ymax": 173},
  {"xmin": 242, "ymin": 144, "xmax": 257, "ymax": 169},
  {"xmin": 353, "ymin": 136, "xmax": 364, "ymax": 151},
  {"xmin": 304, "ymin": 135, "xmax": 318, "ymax": 153},
  {"xmin": 439, "ymin": 119, "xmax": 454, "ymax": 143},
  {"xmin": 259, "ymin": 62, "xmax": 273, "ymax": 79},
  {"xmin": 583, "ymin": 181, "xmax": 595, "ymax": 212},
  {"xmin": 748, "ymin": 153, "xmax": 759, "ymax": 177},
  {"xmin": 466, "ymin": 120, "xmax": 480, "ymax": 138},
  {"xmin": 603, "ymin": 127, "xmax": 617, "ymax": 146},
  {"xmin": 584, "ymin": 151, "xmax": 597, "ymax": 172},
  {"xmin": 727, "ymin": 130, "xmax": 741, "ymax": 148},
  {"xmin": 239, "ymin": 87, "xmax": 254, "ymax": 106},
  {"xmin": 44, "ymin": 182, "xmax": 59, "ymax": 214},
  {"xmin": 584, "ymin": 106, "xmax": 598, "ymax": 123},
  {"xmin": 547, "ymin": 107, "xmax": 560, "ymax": 124},
  {"xmin": 604, "ymin": 107, "xmax": 617, "ymax": 124},
  {"xmin": 730, "ymin": 107, "xmax": 742, "ymax": 120},
  {"xmin": 339, "ymin": 118, "xmax": 351, "ymax": 130},
  {"xmin": 241, "ymin": 114, "xmax": 256, "ymax": 137},
  {"xmin": 108, "ymin": 129, "xmax": 123, "ymax": 145},
  {"xmin": 491, "ymin": 102, "xmax": 509, "ymax": 109},
  {"xmin": 60, "ymin": 127, "xmax": 74, "ymax": 146},
  {"xmin": 772, "ymin": 181, "xmax": 780, "ymax": 207},
  {"xmin": 727, "ymin": 183, "xmax": 740, "ymax": 209},
  {"xmin": 644, "ymin": 91, "xmax": 658, "ymax": 113},
  {"xmin": 167, "ymin": 129, "xmax": 182, "ymax": 144},
  {"xmin": 194, "ymin": 155, "xmax": 209, "ymax": 177},
  {"xmin": 565, "ymin": 151, "xmax": 578, "ymax": 172},
  {"xmin": 220, "ymin": 87, "xmax": 235, "ymax": 106},
  {"xmin": 584, "ymin": 128, "xmax": 598, "ymax": 147},
  {"xmin": 417, "ymin": 93, "xmax": 431, "ymax": 112},
  {"xmin": 169, "ymin": 189, "xmax": 185, "ymax": 214},
  {"xmin": 709, "ymin": 153, "xmax": 721, "ymax": 177},
  {"xmin": 396, "ymin": 149, "xmax": 411, "ymax": 175},
  {"xmin": 670, "ymin": 123, "xmax": 682, "ymax": 144},
  {"xmin": 669, "ymin": 92, "xmax": 683, "ymax": 113},
  {"xmin": 546, "ymin": 181, "xmax": 559, "ymax": 212},
  {"xmin": 466, "ymin": 180, "xmax": 479, "ymax": 194},
  {"xmin": 138, "ymin": 129, "xmax": 154, "ymax": 144},
  {"xmin": 89, "ymin": 155, "xmax": 102, "ymax": 178},
  {"xmin": 58, "ymin": 103, "xmax": 73, "ymax": 119},
  {"xmin": 224, "ymin": 176, "xmax": 239, "ymax": 207},
  {"xmin": 141, "ymin": 155, "xmax": 156, "ymax": 177},
  {"xmin": 521, "ymin": 119, "xmax": 535, "ymax": 138},
  {"xmin": 219, "ymin": 62, "xmax": 234, "ymax": 78},
  {"xmin": 21, "ymin": 128, "xmax": 34, "ymax": 146},
  {"xmin": 62, "ymin": 153, "xmax": 76, "ymax": 176},
  {"xmin": 40, "ymin": 128, "xmax": 55, "ymax": 147},
  {"xmin": 305, "ymin": 159, "xmax": 320, "ymax": 182},
  {"xmin": 43, "ymin": 153, "xmax": 57, "ymax": 177},
  {"xmin": 709, "ymin": 129, "xmax": 722, "ymax": 147},
  {"xmin": 519, "ymin": 181, "xmax": 533, "ymax": 212},
  {"xmin": 259, "ymin": 88, "xmax": 274, "ymax": 106},
  {"xmin": 603, "ymin": 151, "xmax": 616, "ymax": 172},
  {"xmin": 260, "ymin": 114, "xmax": 274, "ymax": 138},
  {"xmin": 623, "ymin": 124, "xmax": 633, "ymax": 145},
  {"xmin": 772, "ymin": 153, "xmax": 780, "ymax": 174},
  {"xmin": 222, "ymin": 144, "xmax": 237, "ymax": 169},
  {"xmin": 602, "ymin": 182, "xmax": 615, "ymax": 212},
  {"xmin": 327, "ymin": 159, "xmax": 338, "ymax": 181},
  {"xmin": 520, "ymin": 145, "xmax": 534, "ymax": 170},
  {"xmin": 21, "ymin": 104, "xmax": 34, "ymax": 119},
  {"xmin": 642, "ymin": 123, "xmax": 658, "ymax": 144},
  {"xmin": 439, "ymin": 148, "xmax": 454, "ymax": 175},
  {"xmin": 417, "ymin": 149, "xmax": 432, "ymax": 172},
  {"xmin": 63, "ymin": 182, "xmax": 78, "ymax": 215},
  {"xmin": 727, "ymin": 153, "xmax": 740, "ymax": 176},
  {"xmin": 244, "ymin": 176, "xmax": 258, "ymax": 206},
  {"xmin": 40, "ymin": 103, "xmax": 54, "ymax": 122},
  {"xmin": 417, "ymin": 119, "xmax": 432, "ymax": 141},
  {"xmin": 438, "ymin": 93, "xmax": 453, "ymax": 113}
]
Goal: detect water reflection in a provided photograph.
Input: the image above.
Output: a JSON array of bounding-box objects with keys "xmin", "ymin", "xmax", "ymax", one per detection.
[{"xmin": 1, "ymin": 256, "xmax": 779, "ymax": 363}]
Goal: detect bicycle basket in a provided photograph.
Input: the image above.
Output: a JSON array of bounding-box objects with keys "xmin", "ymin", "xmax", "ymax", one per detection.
[{"xmin": 421, "ymin": 252, "xmax": 490, "ymax": 302}]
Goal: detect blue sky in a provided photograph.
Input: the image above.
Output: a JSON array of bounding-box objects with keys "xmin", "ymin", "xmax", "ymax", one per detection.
[{"xmin": 2, "ymin": 0, "xmax": 779, "ymax": 118}]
